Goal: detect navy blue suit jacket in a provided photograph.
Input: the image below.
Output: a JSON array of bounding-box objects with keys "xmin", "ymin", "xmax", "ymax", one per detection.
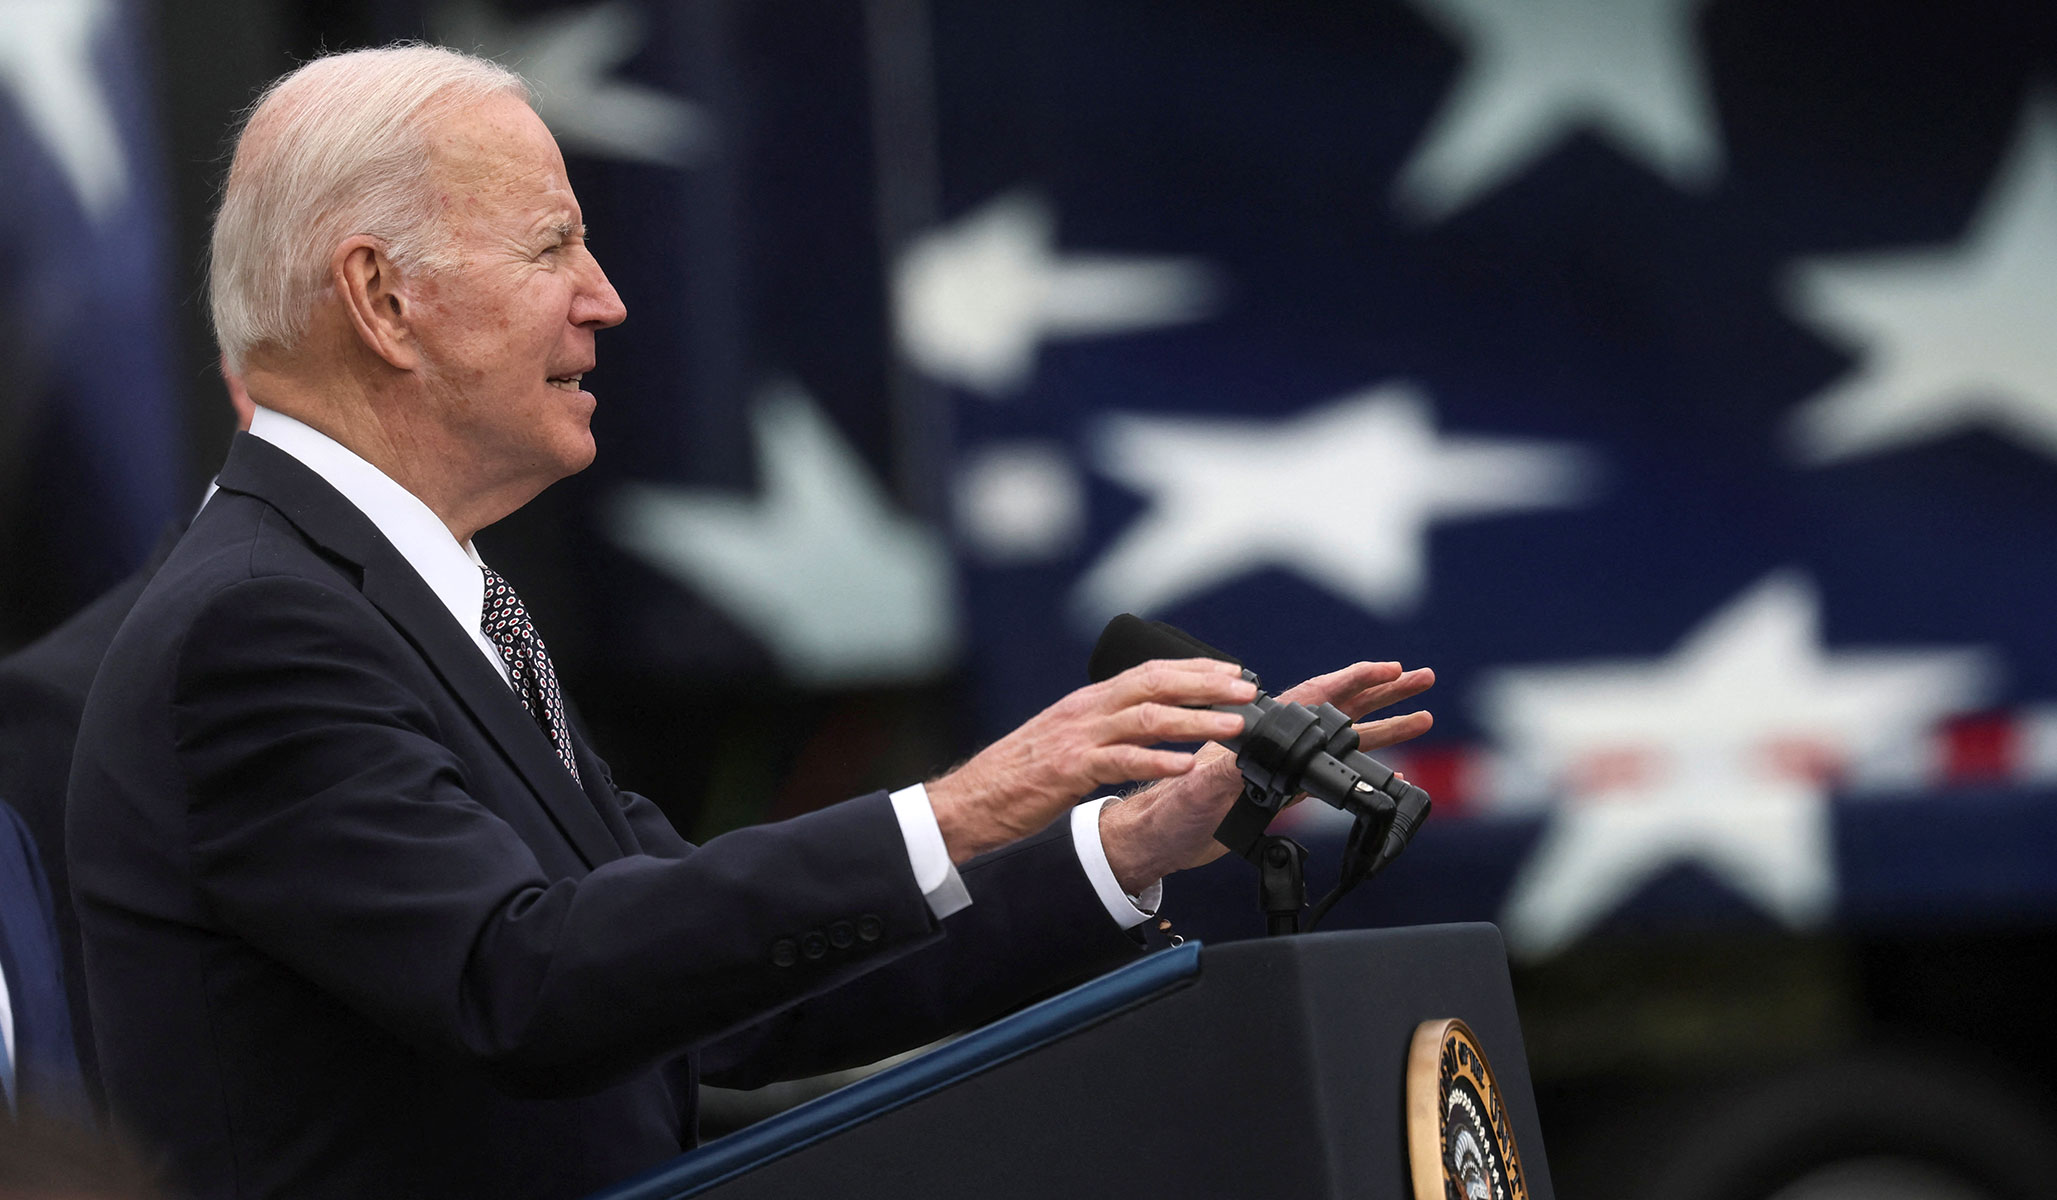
[
  {"xmin": 0, "ymin": 798, "xmax": 88, "ymax": 1122},
  {"xmin": 69, "ymin": 434, "xmax": 1137, "ymax": 1198}
]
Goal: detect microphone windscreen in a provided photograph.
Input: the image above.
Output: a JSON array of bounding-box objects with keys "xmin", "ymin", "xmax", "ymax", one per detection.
[{"xmin": 1087, "ymin": 614, "xmax": 1241, "ymax": 683}]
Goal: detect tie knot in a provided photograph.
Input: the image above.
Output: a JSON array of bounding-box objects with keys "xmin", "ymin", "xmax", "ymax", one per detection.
[
  {"xmin": 481, "ymin": 563, "xmax": 518, "ymax": 609},
  {"xmin": 481, "ymin": 566, "xmax": 535, "ymax": 643}
]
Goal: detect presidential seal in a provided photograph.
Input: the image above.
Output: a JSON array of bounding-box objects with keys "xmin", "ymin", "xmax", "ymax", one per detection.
[{"xmin": 1407, "ymin": 1018, "xmax": 1530, "ymax": 1200}]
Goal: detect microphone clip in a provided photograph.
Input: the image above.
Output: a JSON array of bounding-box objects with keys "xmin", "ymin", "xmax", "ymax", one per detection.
[
  {"xmin": 1210, "ymin": 673, "xmax": 1397, "ymax": 860},
  {"xmin": 1206, "ymin": 669, "xmax": 1421, "ymax": 937},
  {"xmin": 1085, "ymin": 614, "xmax": 1433, "ymax": 937}
]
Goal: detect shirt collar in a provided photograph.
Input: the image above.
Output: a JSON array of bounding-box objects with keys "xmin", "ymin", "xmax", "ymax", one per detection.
[{"xmin": 246, "ymin": 406, "xmax": 490, "ymax": 647}]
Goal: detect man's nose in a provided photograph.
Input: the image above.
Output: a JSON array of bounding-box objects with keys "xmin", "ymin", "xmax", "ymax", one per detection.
[{"xmin": 576, "ymin": 256, "xmax": 628, "ymax": 329}]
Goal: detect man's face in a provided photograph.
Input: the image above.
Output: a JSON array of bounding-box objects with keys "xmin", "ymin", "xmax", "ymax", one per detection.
[{"xmin": 406, "ymin": 93, "xmax": 627, "ymax": 491}]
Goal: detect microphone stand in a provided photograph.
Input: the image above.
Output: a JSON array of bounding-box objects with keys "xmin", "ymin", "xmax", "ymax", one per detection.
[{"xmin": 1252, "ymin": 826, "xmax": 1309, "ymax": 936}]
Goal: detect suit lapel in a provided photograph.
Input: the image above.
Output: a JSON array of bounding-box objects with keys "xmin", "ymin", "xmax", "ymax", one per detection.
[
  {"xmin": 362, "ymin": 563, "xmax": 627, "ymax": 868},
  {"xmin": 215, "ymin": 435, "xmax": 622, "ymax": 869},
  {"xmin": 565, "ymin": 708, "xmax": 638, "ymax": 850}
]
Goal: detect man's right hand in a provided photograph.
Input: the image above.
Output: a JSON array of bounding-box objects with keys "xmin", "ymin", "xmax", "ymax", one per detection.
[{"xmin": 924, "ymin": 659, "xmax": 1257, "ymax": 864}]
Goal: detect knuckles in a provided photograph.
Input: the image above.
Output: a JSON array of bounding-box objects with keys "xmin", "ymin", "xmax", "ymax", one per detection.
[{"xmin": 1131, "ymin": 662, "xmax": 1176, "ymax": 692}]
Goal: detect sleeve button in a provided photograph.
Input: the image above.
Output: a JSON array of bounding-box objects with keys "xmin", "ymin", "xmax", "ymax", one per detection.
[
  {"xmin": 800, "ymin": 931, "xmax": 829, "ymax": 960},
  {"xmin": 856, "ymin": 915, "xmax": 883, "ymax": 943},
  {"xmin": 771, "ymin": 938, "xmax": 798, "ymax": 967},
  {"xmin": 828, "ymin": 920, "xmax": 855, "ymax": 949}
]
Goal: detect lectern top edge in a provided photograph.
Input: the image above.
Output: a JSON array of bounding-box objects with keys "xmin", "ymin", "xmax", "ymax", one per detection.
[{"xmin": 587, "ymin": 942, "xmax": 1204, "ymax": 1200}]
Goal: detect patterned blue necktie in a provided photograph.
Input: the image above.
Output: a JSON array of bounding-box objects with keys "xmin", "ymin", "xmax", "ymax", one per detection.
[{"xmin": 480, "ymin": 565, "xmax": 582, "ymax": 785}]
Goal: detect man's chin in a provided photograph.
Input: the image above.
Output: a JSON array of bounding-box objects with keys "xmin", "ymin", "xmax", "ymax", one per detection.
[
  {"xmin": 554, "ymin": 426, "xmax": 599, "ymax": 478},
  {"xmin": 566, "ymin": 438, "xmax": 598, "ymax": 476}
]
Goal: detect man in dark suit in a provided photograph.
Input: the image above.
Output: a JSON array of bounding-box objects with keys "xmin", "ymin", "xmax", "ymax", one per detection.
[{"xmin": 69, "ymin": 44, "xmax": 1432, "ymax": 1200}]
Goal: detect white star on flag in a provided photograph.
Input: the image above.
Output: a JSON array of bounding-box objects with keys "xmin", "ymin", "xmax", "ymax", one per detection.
[
  {"xmin": 1784, "ymin": 98, "xmax": 2057, "ymax": 465},
  {"xmin": 434, "ymin": 0, "xmax": 714, "ymax": 168},
  {"xmin": 954, "ymin": 440, "xmax": 1087, "ymax": 564},
  {"xmin": 1070, "ymin": 383, "xmax": 1598, "ymax": 628},
  {"xmin": 607, "ymin": 381, "xmax": 957, "ymax": 686},
  {"xmin": 0, "ymin": 0, "xmax": 129, "ymax": 220},
  {"xmin": 893, "ymin": 190, "xmax": 1224, "ymax": 397},
  {"xmin": 1395, "ymin": 0, "xmax": 1722, "ymax": 222},
  {"xmin": 1479, "ymin": 571, "xmax": 1996, "ymax": 959}
]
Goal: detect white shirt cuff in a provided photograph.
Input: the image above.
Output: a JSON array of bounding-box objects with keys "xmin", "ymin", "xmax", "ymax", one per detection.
[
  {"xmin": 1071, "ymin": 798, "xmax": 1161, "ymax": 930},
  {"xmin": 889, "ymin": 783, "xmax": 972, "ymax": 919}
]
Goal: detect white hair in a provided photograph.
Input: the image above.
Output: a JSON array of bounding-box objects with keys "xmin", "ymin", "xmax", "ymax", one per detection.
[{"xmin": 208, "ymin": 44, "xmax": 531, "ymax": 371}]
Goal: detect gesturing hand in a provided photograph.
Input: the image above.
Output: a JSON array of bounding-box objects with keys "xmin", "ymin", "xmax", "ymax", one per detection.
[
  {"xmin": 925, "ymin": 659, "xmax": 1258, "ymax": 864},
  {"xmin": 1098, "ymin": 659, "xmax": 1436, "ymax": 892}
]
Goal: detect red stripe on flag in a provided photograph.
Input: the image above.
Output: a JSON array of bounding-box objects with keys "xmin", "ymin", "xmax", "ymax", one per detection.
[
  {"xmin": 1941, "ymin": 713, "xmax": 2018, "ymax": 783},
  {"xmin": 1395, "ymin": 745, "xmax": 1471, "ymax": 817}
]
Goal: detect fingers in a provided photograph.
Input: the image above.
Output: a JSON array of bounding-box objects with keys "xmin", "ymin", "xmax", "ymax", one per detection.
[
  {"xmin": 1093, "ymin": 660, "xmax": 1252, "ymax": 753},
  {"xmin": 1354, "ymin": 709, "xmax": 1434, "ymax": 750},
  {"xmin": 1275, "ymin": 660, "xmax": 1401, "ymax": 708},
  {"xmin": 1107, "ymin": 702, "xmax": 1246, "ymax": 745},
  {"xmin": 1274, "ymin": 659, "xmax": 1434, "ymax": 753},
  {"xmin": 1273, "ymin": 660, "xmax": 1434, "ymax": 717},
  {"xmin": 1335, "ymin": 666, "xmax": 1435, "ymax": 721},
  {"xmin": 1104, "ymin": 658, "xmax": 1256, "ymax": 709}
]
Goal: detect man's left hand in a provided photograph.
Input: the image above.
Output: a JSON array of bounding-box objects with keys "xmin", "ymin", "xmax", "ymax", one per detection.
[{"xmin": 1097, "ymin": 660, "xmax": 1435, "ymax": 895}]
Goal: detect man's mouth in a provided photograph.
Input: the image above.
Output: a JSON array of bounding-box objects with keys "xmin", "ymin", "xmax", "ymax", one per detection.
[{"xmin": 546, "ymin": 373, "xmax": 584, "ymax": 392}]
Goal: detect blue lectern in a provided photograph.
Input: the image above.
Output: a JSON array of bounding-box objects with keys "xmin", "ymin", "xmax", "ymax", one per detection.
[{"xmin": 590, "ymin": 922, "xmax": 1553, "ymax": 1200}]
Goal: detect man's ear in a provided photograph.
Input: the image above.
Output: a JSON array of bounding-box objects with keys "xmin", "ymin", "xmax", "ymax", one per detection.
[{"xmin": 333, "ymin": 236, "xmax": 421, "ymax": 369}]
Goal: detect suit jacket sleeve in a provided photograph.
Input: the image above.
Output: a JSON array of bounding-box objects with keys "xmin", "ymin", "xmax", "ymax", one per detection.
[
  {"xmin": 697, "ymin": 816, "xmax": 1142, "ymax": 1089},
  {"xmin": 598, "ymin": 772, "xmax": 1141, "ymax": 1086}
]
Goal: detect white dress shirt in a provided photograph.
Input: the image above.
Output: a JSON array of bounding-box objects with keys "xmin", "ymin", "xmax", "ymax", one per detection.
[{"xmin": 246, "ymin": 408, "xmax": 1158, "ymax": 926}]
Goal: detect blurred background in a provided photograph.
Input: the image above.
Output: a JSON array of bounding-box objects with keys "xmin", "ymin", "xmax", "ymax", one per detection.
[{"xmin": 6, "ymin": 0, "xmax": 2057, "ymax": 1196}]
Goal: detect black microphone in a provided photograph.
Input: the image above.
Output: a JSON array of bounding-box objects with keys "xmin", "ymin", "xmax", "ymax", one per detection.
[
  {"xmin": 1088, "ymin": 614, "xmax": 1432, "ymax": 875},
  {"xmin": 1087, "ymin": 613, "xmax": 1241, "ymax": 679}
]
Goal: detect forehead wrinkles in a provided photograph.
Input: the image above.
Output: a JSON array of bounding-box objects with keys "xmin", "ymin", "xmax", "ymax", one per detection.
[{"xmin": 427, "ymin": 100, "xmax": 569, "ymax": 220}]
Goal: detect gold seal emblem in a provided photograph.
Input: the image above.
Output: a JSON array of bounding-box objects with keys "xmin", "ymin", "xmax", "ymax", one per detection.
[{"xmin": 1407, "ymin": 1018, "xmax": 1530, "ymax": 1200}]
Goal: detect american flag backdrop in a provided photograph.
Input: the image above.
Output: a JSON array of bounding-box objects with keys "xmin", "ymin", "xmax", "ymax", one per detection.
[
  {"xmin": 362, "ymin": 0, "xmax": 2057, "ymax": 952},
  {"xmin": 0, "ymin": 0, "xmax": 185, "ymax": 634}
]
